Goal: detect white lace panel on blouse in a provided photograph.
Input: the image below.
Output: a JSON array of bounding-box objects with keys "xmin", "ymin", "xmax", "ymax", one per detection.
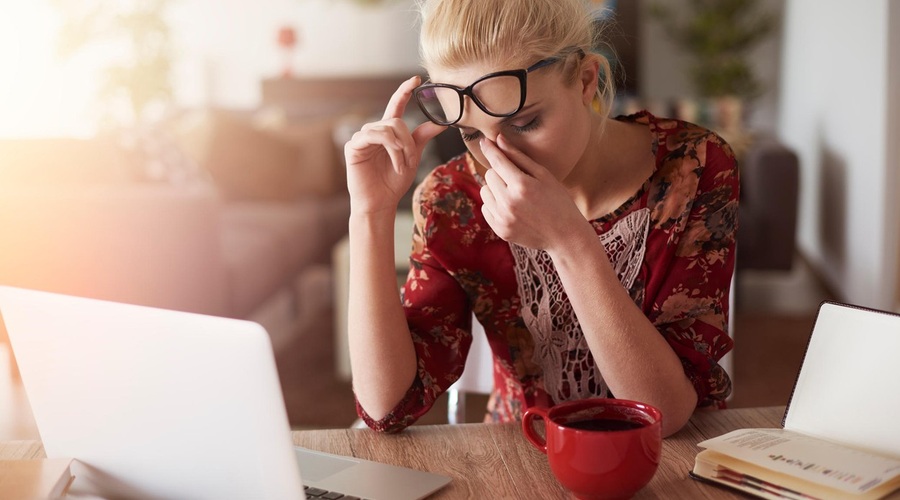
[{"xmin": 510, "ymin": 207, "xmax": 650, "ymax": 403}]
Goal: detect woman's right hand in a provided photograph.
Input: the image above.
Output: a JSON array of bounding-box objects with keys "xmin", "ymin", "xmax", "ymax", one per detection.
[{"xmin": 344, "ymin": 76, "xmax": 447, "ymax": 215}]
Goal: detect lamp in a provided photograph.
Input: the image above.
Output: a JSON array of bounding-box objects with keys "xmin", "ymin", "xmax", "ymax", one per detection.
[{"xmin": 277, "ymin": 26, "xmax": 299, "ymax": 78}]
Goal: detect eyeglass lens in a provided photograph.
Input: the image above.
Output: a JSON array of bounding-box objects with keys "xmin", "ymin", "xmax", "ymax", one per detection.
[{"xmin": 417, "ymin": 74, "xmax": 523, "ymax": 125}]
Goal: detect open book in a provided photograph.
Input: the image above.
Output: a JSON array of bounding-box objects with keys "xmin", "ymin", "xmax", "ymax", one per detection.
[{"xmin": 691, "ymin": 301, "xmax": 900, "ymax": 500}]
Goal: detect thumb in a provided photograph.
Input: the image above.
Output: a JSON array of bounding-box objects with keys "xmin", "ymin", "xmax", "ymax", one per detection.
[
  {"xmin": 412, "ymin": 121, "xmax": 447, "ymax": 156},
  {"xmin": 408, "ymin": 121, "xmax": 448, "ymax": 172}
]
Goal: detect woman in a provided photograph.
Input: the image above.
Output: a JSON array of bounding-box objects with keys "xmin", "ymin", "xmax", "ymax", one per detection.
[{"xmin": 344, "ymin": 0, "xmax": 737, "ymax": 437}]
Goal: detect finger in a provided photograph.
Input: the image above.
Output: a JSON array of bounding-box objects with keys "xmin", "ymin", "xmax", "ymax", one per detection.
[
  {"xmin": 482, "ymin": 166, "xmax": 508, "ymax": 201},
  {"xmin": 480, "ymin": 183, "xmax": 496, "ymax": 208},
  {"xmin": 346, "ymin": 126, "xmax": 403, "ymax": 157},
  {"xmin": 384, "ymin": 118, "xmax": 419, "ymax": 173},
  {"xmin": 379, "ymin": 124, "xmax": 413, "ymax": 174},
  {"xmin": 412, "ymin": 120, "xmax": 447, "ymax": 155},
  {"xmin": 409, "ymin": 121, "xmax": 447, "ymax": 170},
  {"xmin": 385, "ymin": 144, "xmax": 408, "ymax": 175},
  {"xmin": 382, "ymin": 75, "xmax": 421, "ymax": 121},
  {"xmin": 363, "ymin": 120, "xmax": 412, "ymax": 155},
  {"xmin": 479, "ymin": 137, "xmax": 531, "ymax": 184},
  {"xmin": 479, "ymin": 185, "xmax": 501, "ymax": 229},
  {"xmin": 347, "ymin": 126, "xmax": 407, "ymax": 172},
  {"xmin": 495, "ymin": 134, "xmax": 549, "ymax": 179}
]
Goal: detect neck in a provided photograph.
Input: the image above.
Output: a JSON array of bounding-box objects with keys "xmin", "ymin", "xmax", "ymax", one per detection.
[{"xmin": 564, "ymin": 115, "xmax": 653, "ymax": 221}]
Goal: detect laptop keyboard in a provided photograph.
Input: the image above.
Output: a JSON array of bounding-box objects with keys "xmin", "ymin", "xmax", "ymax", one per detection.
[{"xmin": 303, "ymin": 485, "xmax": 367, "ymax": 500}]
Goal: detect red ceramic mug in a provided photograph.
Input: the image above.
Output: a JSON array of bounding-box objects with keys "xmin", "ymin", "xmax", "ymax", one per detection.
[{"xmin": 522, "ymin": 398, "xmax": 663, "ymax": 500}]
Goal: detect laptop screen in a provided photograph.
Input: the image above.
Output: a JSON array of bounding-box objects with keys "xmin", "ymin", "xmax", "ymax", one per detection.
[{"xmin": 0, "ymin": 286, "xmax": 305, "ymax": 499}]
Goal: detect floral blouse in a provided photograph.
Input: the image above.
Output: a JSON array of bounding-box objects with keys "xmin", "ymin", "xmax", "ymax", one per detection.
[{"xmin": 356, "ymin": 111, "xmax": 738, "ymax": 432}]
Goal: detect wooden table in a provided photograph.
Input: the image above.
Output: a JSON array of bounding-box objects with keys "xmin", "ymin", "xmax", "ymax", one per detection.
[
  {"xmin": 1, "ymin": 406, "xmax": 784, "ymax": 499},
  {"xmin": 289, "ymin": 406, "xmax": 784, "ymax": 499}
]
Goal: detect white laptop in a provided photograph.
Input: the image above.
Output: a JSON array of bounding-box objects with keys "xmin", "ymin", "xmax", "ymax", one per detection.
[{"xmin": 0, "ymin": 286, "xmax": 451, "ymax": 500}]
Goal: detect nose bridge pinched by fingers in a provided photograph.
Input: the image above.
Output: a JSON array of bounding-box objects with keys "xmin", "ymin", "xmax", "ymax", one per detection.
[
  {"xmin": 461, "ymin": 102, "xmax": 503, "ymax": 142},
  {"xmin": 495, "ymin": 134, "xmax": 542, "ymax": 178},
  {"xmin": 479, "ymin": 137, "xmax": 520, "ymax": 184}
]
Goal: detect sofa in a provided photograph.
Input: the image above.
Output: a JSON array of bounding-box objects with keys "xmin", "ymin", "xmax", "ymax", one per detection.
[
  {"xmin": 735, "ymin": 134, "xmax": 800, "ymax": 271},
  {"xmin": 0, "ymin": 112, "xmax": 351, "ymax": 355}
]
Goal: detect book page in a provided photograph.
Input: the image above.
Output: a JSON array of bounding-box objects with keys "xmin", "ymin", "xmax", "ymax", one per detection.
[{"xmin": 698, "ymin": 429, "xmax": 900, "ymax": 495}]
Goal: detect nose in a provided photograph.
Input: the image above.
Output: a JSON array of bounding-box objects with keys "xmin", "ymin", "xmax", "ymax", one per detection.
[
  {"xmin": 460, "ymin": 98, "xmax": 502, "ymax": 141},
  {"xmin": 480, "ymin": 128, "xmax": 501, "ymax": 143}
]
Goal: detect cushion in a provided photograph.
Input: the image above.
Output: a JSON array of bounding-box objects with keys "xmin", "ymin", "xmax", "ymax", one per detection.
[
  {"xmin": 220, "ymin": 222, "xmax": 291, "ymax": 318},
  {"xmin": 173, "ymin": 109, "xmax": 345, "ymax": 201},
  {"xmin": 174, "ymin": 109, "xmax": 305, "ymax": 201},
  {"xmin": 222, "ymin": 201, "xmax": 321, "ymax": 277}
]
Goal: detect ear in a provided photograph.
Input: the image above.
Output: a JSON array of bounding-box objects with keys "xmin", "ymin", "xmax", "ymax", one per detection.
[{"xmin": 578, "ymin": 55, "xmax": 602, "ymax": 107}]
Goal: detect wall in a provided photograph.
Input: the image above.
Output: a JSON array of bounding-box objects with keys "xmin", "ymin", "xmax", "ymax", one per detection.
[
  {"xmin": 778, "ymin": 0, "xmax": 898, "ymax": 310},
  {"xmin": 0, "ymin": 0, "xmax": 422, "ymax": 137},
  {"xmin": 892, "ymin": 3, "xmax": 900, "ymax": 309},
  {"xmin": 180, "ymin": 0, "xmax": 796, "ymax": 118},
  {"xmin": 168, "ymin": 0, "xmax": 421, "ymax": 110}
]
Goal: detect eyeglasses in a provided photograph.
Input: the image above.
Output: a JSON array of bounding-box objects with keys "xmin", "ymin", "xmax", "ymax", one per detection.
[{"xmin": 413, "ymin": 57, "xmax": 562, "ymax": 126}]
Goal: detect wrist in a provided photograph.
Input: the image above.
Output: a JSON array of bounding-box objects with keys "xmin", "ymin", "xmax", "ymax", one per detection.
[
  {"xmin": 546, "ymin": 221, "xmax": 604, "ymax": 266},
  {"xmin": 349, "ymin": 208, "xmax": 398, "ymax": 238}
]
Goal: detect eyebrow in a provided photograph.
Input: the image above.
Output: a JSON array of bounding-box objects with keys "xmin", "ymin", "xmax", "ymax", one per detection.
[{"xmin": 454, "ymin": 103, "xmax": 540, "ymax": 131}]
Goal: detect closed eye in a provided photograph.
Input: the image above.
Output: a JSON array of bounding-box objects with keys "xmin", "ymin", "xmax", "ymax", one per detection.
[
  {"xmin": 456, "ymin": 116, "xmax": 541, "ymax": 143},
  {"xmin": 457, "ymin": 127, "xmax": 482, "ymax": 142},
  {"xmin": 511, "ymin": 116, "xmax": 541, "ymax": 133}
]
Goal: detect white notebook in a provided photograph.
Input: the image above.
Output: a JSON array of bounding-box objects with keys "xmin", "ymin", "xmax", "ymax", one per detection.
[
  {"xmin": 782, "ymin": 301, "xmax": 900, "ymax": 457},
  {"xmin": 693, "ymin": 301, "xmax": 900, "ymax": 500}
]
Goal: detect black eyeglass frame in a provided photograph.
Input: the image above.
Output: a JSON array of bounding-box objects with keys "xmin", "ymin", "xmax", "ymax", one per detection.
[{"xmin": 413, "ymin": 57, "xmax": 562, "ymax": 126}]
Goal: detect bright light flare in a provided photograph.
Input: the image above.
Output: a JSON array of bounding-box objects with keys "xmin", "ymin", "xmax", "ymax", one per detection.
[{"xmin": 0, "ymin": 2, "xmax": 101, "ymax": 138}]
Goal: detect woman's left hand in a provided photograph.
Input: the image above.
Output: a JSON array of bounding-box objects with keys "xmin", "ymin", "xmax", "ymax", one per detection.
[{"xmin": 479, "ymin": 134, "xmax": 590, "ymax": 251}]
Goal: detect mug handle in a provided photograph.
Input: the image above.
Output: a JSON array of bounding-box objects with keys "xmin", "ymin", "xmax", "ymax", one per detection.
[{"xmin": 522, "ymin": 406, "xmax": 549, "ymax": 454}]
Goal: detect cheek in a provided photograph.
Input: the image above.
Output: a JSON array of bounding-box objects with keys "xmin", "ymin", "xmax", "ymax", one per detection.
[
  {"xmin": 535, "ymin": 110, "xmax": 592, "ymax": 175},
  {"xmin": 506, "ymin": 129, "xmax": 575, "ymax": 177},
  {"xmin": 465, "ymin": 143, "xmax": 489, "ymax": 169}
]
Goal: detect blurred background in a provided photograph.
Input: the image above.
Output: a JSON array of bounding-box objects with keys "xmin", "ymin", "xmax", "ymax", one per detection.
[{"xmin": 1, "ymin": 0, "xmax": 898, "ymax": 436}]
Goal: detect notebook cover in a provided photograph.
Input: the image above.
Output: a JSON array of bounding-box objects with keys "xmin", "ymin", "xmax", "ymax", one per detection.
[{"xmin": 781, "ymin": 301, "xmax": 900, "ymax": 458}]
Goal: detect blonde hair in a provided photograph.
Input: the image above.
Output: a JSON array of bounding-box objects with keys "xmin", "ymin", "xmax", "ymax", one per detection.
[{"xmin": 417, "ymin": 0, "xmax": 616, "ymax": 118}]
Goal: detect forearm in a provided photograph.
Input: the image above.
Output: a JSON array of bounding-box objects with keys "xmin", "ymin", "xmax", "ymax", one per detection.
[
  {"xmin": 548, "ymin": 224, "xmax": 697, "ymax": 437},
  {"xmin": 347, "ymin": 211, "xmax": 418, "ymax": 420}
]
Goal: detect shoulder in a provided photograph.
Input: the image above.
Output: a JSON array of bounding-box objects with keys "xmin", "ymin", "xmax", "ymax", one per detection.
[
  {"xmin": 619, "ymin": 111, "xmax": 738, "ymax": 187},
  {"xmin": 650, "ymin": 113, "xmax": 736, "ymax": 178},
  {"xmin": 621, "ymin": 111, "xmax": 735, "ymax": 164},
  {"xmin": 625, "ymin": 112, "xmax": 738, "ymax": 227}
]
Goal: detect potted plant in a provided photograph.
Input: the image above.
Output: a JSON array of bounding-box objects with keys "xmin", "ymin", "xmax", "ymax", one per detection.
[
  {"xmin": 649, "ymin": 0, "xmax": 777, "ymax": 131},
  {"xmin": 52, "ymin": 0, "xmax": 174, "ymax": 128},
  {"xmin": 48, "ymin": 0, "xmax": 200, "ymax": 184}
]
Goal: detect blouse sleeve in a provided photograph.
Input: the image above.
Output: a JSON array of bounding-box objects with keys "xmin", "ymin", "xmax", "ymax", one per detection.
[
  {"xmin": 355, "ymin": 176, "xmax": 474, "ymax": 432},
  {"xmin": 649, "ymin": 136, "xmax": 739, "ymax": 408}
]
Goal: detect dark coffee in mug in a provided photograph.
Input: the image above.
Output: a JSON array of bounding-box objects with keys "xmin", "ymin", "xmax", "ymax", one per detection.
[
  {"xmin": 564, "ymin": 418, "xmax": 644, "ymax": 432},
  {"xmin": 523, "ymin": 398, "xmax": 663, "ymax": 499}
]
